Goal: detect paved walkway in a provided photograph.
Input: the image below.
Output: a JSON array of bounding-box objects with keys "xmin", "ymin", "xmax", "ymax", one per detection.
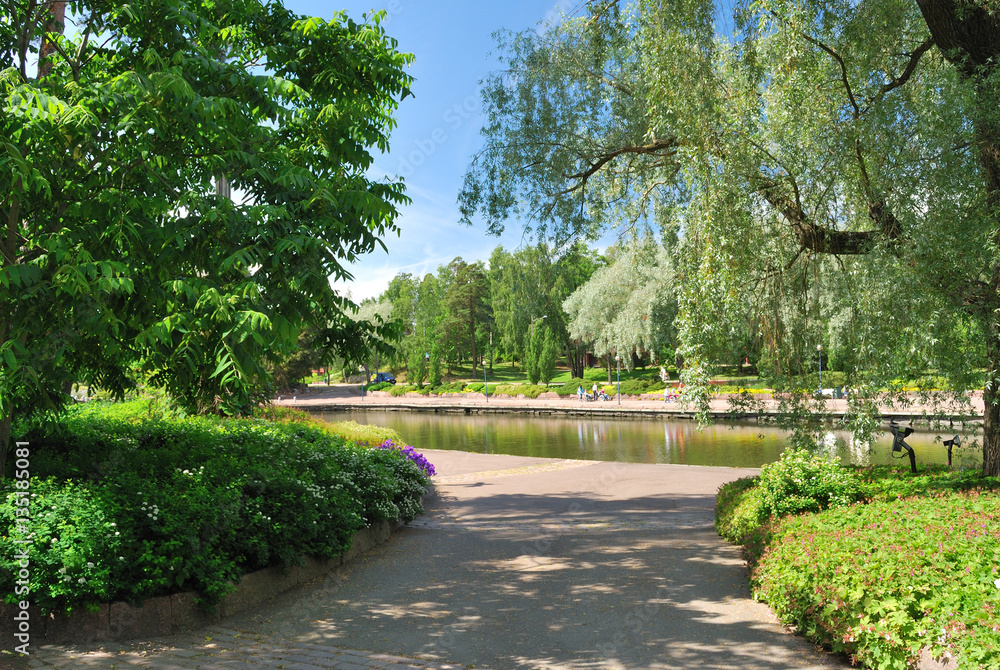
[{"xmin": 27, "ymin": 450, "xmax": 850, "ymax": 670}]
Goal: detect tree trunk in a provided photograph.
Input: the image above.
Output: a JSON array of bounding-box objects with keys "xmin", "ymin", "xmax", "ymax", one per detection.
[
  {"xmin": 984, "ymin": 377, "xmax": 1000, "ymax": 476},
  {"xmin": 917, "ymin": 0, "xmax": 1000, "ymax": 477},
  {"xmin": 469, "ymin": 318, "xmax": 477, "ymax": 378},
  {"xmin": 567, "ymin": 343, "xmax": 585, "ymax": 379}
]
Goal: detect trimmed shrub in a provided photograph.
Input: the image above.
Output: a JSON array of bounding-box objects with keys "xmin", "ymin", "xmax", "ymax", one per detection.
[
  {"xmin": 718, "ymin": 461, "xmax": 1000, "ymax": 670},
  {"xmin": 491, "ymin": 384, "xmax": 548, "ymax": 398},
  {"xmin": 617, "ymin": 379, "xmax": 660, "ymax": 395},
  {"xmin": 554, "ymin": 378, "xmax": 589, "ymax": 396},
  {"xmin": 389, "ymin": 384, "xmax": 412, "ymax": 397},
  {"xmin": 433, "ymin": 381, "xmax": 467, "ymax": 394}
]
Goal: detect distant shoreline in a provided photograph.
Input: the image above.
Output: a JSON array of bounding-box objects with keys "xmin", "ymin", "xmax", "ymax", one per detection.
[{"xmin": 275, "ymin": 384, "xmax": 985, "ymax": 429}]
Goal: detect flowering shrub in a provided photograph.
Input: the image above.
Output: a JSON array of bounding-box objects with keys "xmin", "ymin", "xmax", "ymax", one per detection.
[
  {"xmin": 0, "ymin": 402, "xmax": 430, "ymax": 615},
  {"xmin": 757, "ymin": 448, "xmax": 865, "ymax": 518},
  {"xmin": 376, "ymin": 440, "xmax": 436, "ymax": 477}
]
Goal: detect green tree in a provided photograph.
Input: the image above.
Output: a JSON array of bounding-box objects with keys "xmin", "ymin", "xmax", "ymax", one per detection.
[
  {"xmin": 382, "ymin": 273, "xmax": 419, "ymax": 368},
  {"xmin": 488, "ymin": 242, "xmax": 601, "ymax": 377},
  {"xmin": 539, "ymin": 326, "xmax": 559, "ymax": 385},
  {"xmin": 524, "ymin": 322, "xmax": 542, "ymax": 384},
  {"xmin": 1, "ymin": 0, "xmax": 412, "ymax": 475},
  {"xmin": 428, "ymin": 342, "xmax": 443, "ymax": 387},
  {"xmin": 564, "ymin": 241, "xmax": 678, "ymax": 369},
  {"xmin": 461, "ymin": 0, "xmax": 1000, "ymax": 475},
  {"xmin": 441, "ymin": 258, "xmax": 491, "ymax": 377},
  {"xmin": 353, "ymin": 300, "xmax": 395, "ymax": 380}
]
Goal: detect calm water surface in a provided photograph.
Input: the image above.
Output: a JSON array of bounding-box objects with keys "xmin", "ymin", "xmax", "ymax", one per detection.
[{"xmin": 317, "ymin": 410, "xmax": 982, "ymax": 469}]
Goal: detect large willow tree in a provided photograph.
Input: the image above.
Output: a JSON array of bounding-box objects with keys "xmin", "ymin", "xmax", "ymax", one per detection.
[
  {"xmin": 460, "ymin": 0, "xmax": 1000, "ymax": 474},
  {"xmin": 1, "ymin": 0, "xmax": 412, "ymax": 475}
]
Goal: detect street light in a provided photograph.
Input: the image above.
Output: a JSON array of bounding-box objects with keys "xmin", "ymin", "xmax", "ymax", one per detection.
[
  {"xmin": 615, "ymin": 354, "xmax": 621, "ymax": 406},
  {"xmin": 530, "ymin": 314, "xmax": 548, "ymax": 333},
  {"xmin": 817, "ymin": 344, "xmax": 823, "ymax": 389}
]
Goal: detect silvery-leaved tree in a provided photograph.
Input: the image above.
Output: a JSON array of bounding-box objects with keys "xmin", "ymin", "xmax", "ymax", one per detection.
[
  {"xmin": 0, "ymin": 0, "xmax": 412, "ymax": 476},
  {"xmin": 563, "ymin": 240, "xmax": 681, "ymax": 371},
  {"xmin": 460, "ymin": 0, "xmax": 1000, "ymax": 475}
]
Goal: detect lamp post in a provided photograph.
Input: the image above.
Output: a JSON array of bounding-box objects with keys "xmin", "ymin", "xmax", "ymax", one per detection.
[
  {"xmin": 615, "ymin": 354, "xmax": 621, "ymax": 406},
  {"xmin": 530, "ymin": 314, "xmax": 547, "ymax": 333},
  {"xmin": 817, "ymin": 344, "xmax": 823, "ymax": 389}
]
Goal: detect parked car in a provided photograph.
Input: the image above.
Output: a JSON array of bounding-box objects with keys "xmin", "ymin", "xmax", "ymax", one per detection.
[{"xmin": 370, "ymin": 372, "xmax": 396, "ymax": 384}]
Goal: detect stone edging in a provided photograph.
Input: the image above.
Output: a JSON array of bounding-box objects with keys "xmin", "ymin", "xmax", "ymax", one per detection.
[{"xmin": 1, "ymin": 519, "xmax": 401, "ymax": 649}]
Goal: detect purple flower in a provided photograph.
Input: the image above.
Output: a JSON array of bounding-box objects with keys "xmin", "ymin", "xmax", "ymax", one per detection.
[{"xmin": 376, "ymin": 440, "xmax": 436, "ymax": 477}]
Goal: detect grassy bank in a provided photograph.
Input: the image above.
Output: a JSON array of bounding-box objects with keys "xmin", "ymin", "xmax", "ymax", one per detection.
[
  {"xmin": 716, "ymin": 451, "xmax": 1000, "ymax": 669},
  {"xmin": 0, "ymin": 402, "xmax": 433, "ymax": 615}
]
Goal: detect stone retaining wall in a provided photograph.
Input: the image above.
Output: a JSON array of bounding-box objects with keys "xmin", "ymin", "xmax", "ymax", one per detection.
[{"xmin": 1, "ymin": 520, "xmax": 398, "ymax": 648}]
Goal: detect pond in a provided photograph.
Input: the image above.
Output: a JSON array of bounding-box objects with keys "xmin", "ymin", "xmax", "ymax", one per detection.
[{"xmin": 316, "ymin": 410, "xmax": 983, "ymax": 469}]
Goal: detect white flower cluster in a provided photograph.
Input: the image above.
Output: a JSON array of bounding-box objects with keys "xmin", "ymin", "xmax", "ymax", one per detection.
[{"xmin": 141, "ymin": 501, "xmax": 160, "ymax": 521}]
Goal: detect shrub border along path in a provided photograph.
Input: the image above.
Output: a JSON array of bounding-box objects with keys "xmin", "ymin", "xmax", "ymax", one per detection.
[{"xmin": 2, "ymin": 520, "xmax": 400, "ymax": 648}]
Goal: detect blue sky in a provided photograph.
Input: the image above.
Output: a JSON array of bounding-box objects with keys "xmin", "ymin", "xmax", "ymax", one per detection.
[{"xmin": 281, "ymin": 0, "xmax": 585, "ymax": 302}]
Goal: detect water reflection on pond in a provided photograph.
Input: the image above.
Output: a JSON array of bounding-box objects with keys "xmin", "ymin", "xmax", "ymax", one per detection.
[{"xmin": 316, "ymin": 410, "xmax": 982, "ymax": 469}]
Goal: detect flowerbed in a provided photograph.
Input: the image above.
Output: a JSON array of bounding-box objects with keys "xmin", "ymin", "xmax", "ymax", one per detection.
[
  {"xmin": 716, "ymin": 452, "xmax": 1000, "ymax": 669},
  {"xmin": 0, "ymin": 402, "xmax": 432, "ymax": 615}
]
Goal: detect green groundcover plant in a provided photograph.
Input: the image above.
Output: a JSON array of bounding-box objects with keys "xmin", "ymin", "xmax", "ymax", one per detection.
[
  {"xmin": 754, "ymin": 493, "xmax": 1000, "ymax": 669},
  {"xmin": 716, "ymin": 452, "xmax": 1000, "ymax": 669},
  {"xmin": 0, "ymin": 402, "xmax": 431, "ymax": 615}
]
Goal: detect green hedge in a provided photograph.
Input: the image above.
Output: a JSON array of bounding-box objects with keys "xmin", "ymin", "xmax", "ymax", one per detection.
[
  {"xmin": 554, "ymin": 378, "xmax": 589, "ymax": 396},
  {"xmin": 0, "ymin": 402, "xmax": 430, "ymax": 615},
  {"xmin": 490, "ymin": 384, "xmax": 548, "ymax": 398},
  {"xmin": 616, "ymin": 378, "xmax": 662, "ymax": 395},
  {"xmin": 432, "ymin": 381, "xmax": 468, "ymax": 394},
  {"xmin": 717, "ymin": 457, "xmax": 1000, "ymax": 669}
]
